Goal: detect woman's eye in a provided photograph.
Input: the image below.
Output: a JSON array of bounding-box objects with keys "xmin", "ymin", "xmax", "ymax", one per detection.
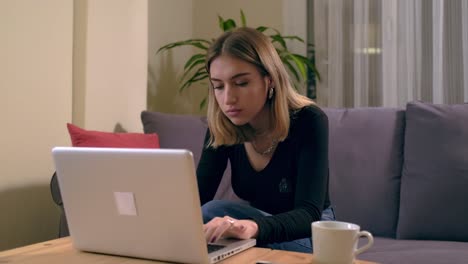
[
  {"xmin": 236, "ymin": 82, "xmax": 248, "ymax": 87},
  {"xmin": 213, "ymin": 85, "xmax": 224, "ymax": 90}
]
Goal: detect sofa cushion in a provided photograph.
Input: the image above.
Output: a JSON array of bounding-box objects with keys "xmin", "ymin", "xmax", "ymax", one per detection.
[
  {"xmin": 358, "ymin": 237, "xmax": 468, "ymax": 264},
  {"xmin": 67, "ymin": 123, "xmax": 159, "ymax": 148},
  {"xmin": 140, "ymin": 111, "xmax": 207, "ymax": 164},
  {"xmin": 397, "ymin": 101, "xmax": 468, "ymax": 241},
  {"xmin": 141, "ymin": 111, "xmax": 242, "ymax": 201},
  {"xmin": 324, "ymin": 107, "xmax": 405, "ymax": 238}
]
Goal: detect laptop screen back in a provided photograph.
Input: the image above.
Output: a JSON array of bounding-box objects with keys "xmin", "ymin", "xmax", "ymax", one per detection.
[{"xmin": 53, "ymin": 147, "xmax": 209, "ymax": 263}]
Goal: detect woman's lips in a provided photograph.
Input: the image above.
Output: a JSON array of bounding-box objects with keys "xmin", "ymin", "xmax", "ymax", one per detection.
[{"xmin": 226, "ymin": 109, "xmax": 242, "ymax": 117}]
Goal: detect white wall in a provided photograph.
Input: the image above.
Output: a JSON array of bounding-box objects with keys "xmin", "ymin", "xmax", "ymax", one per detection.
[
  {"xmin": 0, "ymin": 0, "xmax": 73, "ymax": 250},
  {"xmin": 147, "ymin": 0, "xmax": 197, "ymax": 114},
  {"xmin": 0, "ymin": 0, "xmax": 148, "ymax": 250},
  {"xmin": 74, "ymin": 0, "xmax": 148, "ymax": 132},
  {"xmin": 283, "ymin": 0, "xmax": 308, "ymax": 95},
  {"xmin": 192, "ymin": 0, "xmax": 283, "ymax": 37}
]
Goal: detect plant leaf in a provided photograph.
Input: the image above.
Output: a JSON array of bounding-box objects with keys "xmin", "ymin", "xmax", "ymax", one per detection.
[
  {"xmin": 182, "ymin": 65, "xmax": 206, "ymax": 82},
  {"xmin": 199, "ymin": 96, "xmax": 208, "ymax": 110},
  {"xmin": 157, "ymin": 39, "xmax": 210, "ymax": 53},
  {"xmin": 184, "ymin": 54, "xmax": 205, "ymax": 70},
  {"xmin": 286, "ymin": 53, "xmax": 307, "ymax": 81},
  {"xmin": 282, "ymin": 36, "xmax": 305, "ymax": 42},
  {"xmin": 223, "ymin": 19, "xmax": 237, "ymax": 31},
  {"xmin": 240, "ymin": 10, "xmax": 247, "ymax": 27},
  {"xmin": 182, "ymin": 39, "xmax": 211, "ymax": 50},
  {"xmin": 282, "ymin": 57, "xmax": 301, "ymax": 83},
  {"xmin": 256, "ymin": 26, "xmax": 281, "ymax": 35},
  {"xmin": 185, "ymin": 38, "xmax": 212, "ymax": 44},
  {"xmin": 292, "ymin": 53, "xmax": 321, "ymax": 81},
  {"xmin": 270, "ymin": 34, "xmax": 287, "ymax": 49},
  {"xmin": 157, "ymin": 40, "xmax": 191, "ymax": 53},
  {"xmin": 218, "ymin": 15, "xmax": 224, "ymax": 31},
  {"xmin": 292, "ymin": 54, "xmax": 314, "ymax": 69},
  {"xmin": 179, "ymin": 72, "xmax": 209, "ymax": 92},
  {"xmin": 191, "ymin": 42, "xmax": 208, "ymax": 50}
]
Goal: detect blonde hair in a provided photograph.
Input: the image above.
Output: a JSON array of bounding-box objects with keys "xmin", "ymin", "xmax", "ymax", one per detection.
[{"xmin": 206, "ymin": 27, "xmax": 313, "ymax": 147}]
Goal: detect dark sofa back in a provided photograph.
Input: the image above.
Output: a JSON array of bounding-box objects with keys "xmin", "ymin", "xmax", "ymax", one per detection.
[
  {"xmin": 323, "ymin": 108, "xmax": 405, "ymax": 238},
  {"xmin": 141, "ymin": 108, "xmax": 407, "ymax": 238}
]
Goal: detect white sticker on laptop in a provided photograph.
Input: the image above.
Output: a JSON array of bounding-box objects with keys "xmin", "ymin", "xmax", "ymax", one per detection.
[{"xmin": 114, "ymin": 192, "xmax": 138, "ymax": 216}]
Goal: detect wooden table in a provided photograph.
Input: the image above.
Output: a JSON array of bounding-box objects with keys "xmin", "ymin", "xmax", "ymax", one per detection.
[{"xmin": 0, "ymin": 237, "xmax": 376, "ymax": 264}]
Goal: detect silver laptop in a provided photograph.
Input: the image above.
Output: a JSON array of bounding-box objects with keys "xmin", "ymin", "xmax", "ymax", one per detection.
[{"xmin": 52, "ymin": 147, "xmax": 256, "ymax": 264}]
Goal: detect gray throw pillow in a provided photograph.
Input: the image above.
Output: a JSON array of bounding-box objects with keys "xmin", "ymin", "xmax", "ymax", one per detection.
[
  {"xmin": 324, "ymin": 107, "xmax": 405, "ymax": 238},
  {"xmin": 397, "ymin": 101, "xmax": 468, "ymax": 241},
  {"xmin": 141, "ymin": 111, "xmax": 207, "ymax": 165}
]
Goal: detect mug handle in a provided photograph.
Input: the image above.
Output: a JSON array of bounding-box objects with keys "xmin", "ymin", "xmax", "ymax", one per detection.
[{"xmin": 355, "ymin": 231, "xmax": 374, "ymax": 256}]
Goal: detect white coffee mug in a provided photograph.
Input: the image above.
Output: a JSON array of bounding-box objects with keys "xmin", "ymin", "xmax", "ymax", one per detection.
[{"xmin": 312, "ymin": 221, "xmax": 374, "ymax": 264}]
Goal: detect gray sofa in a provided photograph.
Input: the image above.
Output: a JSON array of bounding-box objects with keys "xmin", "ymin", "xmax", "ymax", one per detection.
[
  {"xmin": 52, "ymin": 101, "xmax": 468, "ymax": 263},
  {"xmin": 141, "ymin": 101, "xmax": 468, "ymax": 264}
]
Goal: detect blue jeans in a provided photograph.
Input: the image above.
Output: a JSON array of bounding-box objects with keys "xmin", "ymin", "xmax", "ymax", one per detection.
[{"xmin": 202, "ymin": 200, "xmax": 335, "ymax": 253}]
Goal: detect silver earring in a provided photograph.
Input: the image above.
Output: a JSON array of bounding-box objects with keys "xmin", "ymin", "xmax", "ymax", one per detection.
[{"xmin": 268, "ymin": 87, "xmax": 274, "ymax": 99}]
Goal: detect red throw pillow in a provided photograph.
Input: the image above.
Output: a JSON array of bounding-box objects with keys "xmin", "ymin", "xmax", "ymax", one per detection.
[{"xmin": 66, "ymin": 123, "xmax": 160, "ymax": 148}]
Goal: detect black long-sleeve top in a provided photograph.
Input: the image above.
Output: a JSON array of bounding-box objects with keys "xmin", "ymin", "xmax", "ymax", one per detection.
[{"xmin": 196, "ymin": 105, "xmax": 331, "ymax": 244}]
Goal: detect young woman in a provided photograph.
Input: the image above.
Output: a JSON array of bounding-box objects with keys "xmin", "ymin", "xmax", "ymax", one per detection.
[{"xmin": 197, "ymin": 27, "xmax": 334, "ymax": 253}]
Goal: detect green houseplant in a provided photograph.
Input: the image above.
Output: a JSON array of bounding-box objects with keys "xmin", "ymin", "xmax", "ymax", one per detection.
[{"xmin": 157, "ymin": 10, "xmax": 319, "ymax": 109}]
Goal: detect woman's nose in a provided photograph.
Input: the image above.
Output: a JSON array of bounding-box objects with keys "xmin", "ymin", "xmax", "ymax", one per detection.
[{"xmin": 224, "ymin": 86, "xmax": 237, "ymax": 105}]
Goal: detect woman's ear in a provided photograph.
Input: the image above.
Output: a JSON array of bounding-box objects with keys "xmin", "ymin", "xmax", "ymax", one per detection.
[{"xmin": 265, "ymin": 76, "xmax": 274, "ymax": 89}]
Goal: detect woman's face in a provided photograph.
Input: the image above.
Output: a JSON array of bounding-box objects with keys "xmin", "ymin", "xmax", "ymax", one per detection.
[{"xmin": 209, "ymin": 54, "xmax": 271, "ymax": 126}]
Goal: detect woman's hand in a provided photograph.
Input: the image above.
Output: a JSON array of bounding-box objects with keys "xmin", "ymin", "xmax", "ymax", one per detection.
[{"xmin": 203, "ymin": 216, "xmax": 258, "ymax": 243}]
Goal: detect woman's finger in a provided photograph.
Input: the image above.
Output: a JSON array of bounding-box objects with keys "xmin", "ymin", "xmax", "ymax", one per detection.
[
  {"xmin": 203, "ymin": 217, "xmax": 223, "ymax": 242},
  {"xmin": 208, "ymin": 217, "xmax": 234, "ymax": 243},
  {"xmin": 204, "ymin": 226, "xmax": 216, "ymax": 243}
]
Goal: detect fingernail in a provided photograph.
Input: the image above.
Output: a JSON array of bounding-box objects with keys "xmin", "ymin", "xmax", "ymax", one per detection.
[{"xmin": 210, "ymin": 236, "xmax": 217, "ymax": 243}]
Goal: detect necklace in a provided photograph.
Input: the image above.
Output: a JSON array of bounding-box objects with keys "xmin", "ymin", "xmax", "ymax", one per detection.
[{"xmin": 251, "ymin": 139, "xmax": 279, "ymax": 156}]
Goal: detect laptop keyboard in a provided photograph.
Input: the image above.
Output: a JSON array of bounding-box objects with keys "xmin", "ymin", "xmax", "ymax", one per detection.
[{"xmin": 207, "ymin": 244, "xmax": 226, "ymax": 253}]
